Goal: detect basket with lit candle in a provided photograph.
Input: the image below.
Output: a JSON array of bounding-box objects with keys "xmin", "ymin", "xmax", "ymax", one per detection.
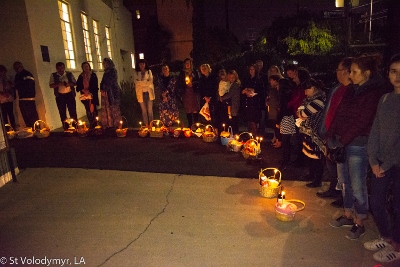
[
  {"xmin": 137, "ymin": 121, "xmax": 149, "ymax": 137},
  {"xmin": 64, "ymin": 118, "xmax": 77, "ymax": 136},
  {"xmin": 76, "ymin": 120, "xmax": 89, "ymax": 137},
  {"xmin": 5, "ymin": 124, "xmax": 16, "ymax": 139},
  {"xmin": 115, "ymin": 116, "xmax": 128, "ymax": 138},
  {"xmin": 33, "ymin": 120, "xmax": 51, "ymax": 138},
  {"xmin": 202, "ymin": 124, "xmax": 218, "ymax": 143},
  {"xmin": 149, "ymin": 120, "xmax": 164, "ymax": 138},
  {"xmin": 173, "ymin": 120, "xmax": 182, "ymax": 138},
  {"xmin": 242, "ymin": 136, "xmax": 262, "ymax": 159},
  {"xmin": 191, "ymin": 123, "xmax": 205, "ymax": 138},
  {"xmin": 259, "ymin": 167, "xmax": 282, "ymax": 198},
  {"xmin": 220, "ymin": 124, "xmax": 234, "ymax": 146},
  {"xmin": 227, "ymin": 132, "xmax": 252, "ymax": 152},
  {"xmin": 93, "ymin": 116, "xmax": 103, "ymax": 136},
  {"xmin": 274, "ymin": 191, "xmax": 305, "ymax": 222}
]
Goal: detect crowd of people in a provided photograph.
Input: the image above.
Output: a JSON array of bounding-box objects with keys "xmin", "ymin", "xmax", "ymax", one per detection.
[{"xmin": 1, "ymin": 53, "xmax": 399, "ymax": 264}]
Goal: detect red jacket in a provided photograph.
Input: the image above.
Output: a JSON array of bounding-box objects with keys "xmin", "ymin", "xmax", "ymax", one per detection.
[{"xmin": 326, "ymin": 76, "xmax": 385, "ymax": 147}]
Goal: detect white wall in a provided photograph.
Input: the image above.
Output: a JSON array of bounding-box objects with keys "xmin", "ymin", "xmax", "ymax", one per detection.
[{"xmin": 0, "ymin": 0, "xmax": 135, "ymax": 130}]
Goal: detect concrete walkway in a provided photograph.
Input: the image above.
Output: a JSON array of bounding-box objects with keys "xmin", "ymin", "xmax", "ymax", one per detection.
[{"xmin": 0, "ymin": 168, "xmax": 396, "ymax": 267}]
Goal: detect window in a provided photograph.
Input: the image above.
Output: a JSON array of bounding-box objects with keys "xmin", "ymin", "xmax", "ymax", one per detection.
[
  {"xmin": 93, "ymin": 19, "xmax": 102, "ymax": 69},
  {"xmin": 81, "ymin": 13, "xmax": 93, "ymax": 67},
  {"xmin": 105, "ymin": 26, "xmax": 112, "ymax": 59},
  {"xmin": 58, "ymin": 1, "xmax": 76, "ymax": 69},
  {"xmin": 131, "ymin": 53, "xmax": 135, "ymax": 69}
]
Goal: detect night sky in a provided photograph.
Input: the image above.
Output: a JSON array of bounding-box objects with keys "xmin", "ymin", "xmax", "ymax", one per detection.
[{"xmin": 204, "ymin": 0, "xmax": 337, "ymax": 41}]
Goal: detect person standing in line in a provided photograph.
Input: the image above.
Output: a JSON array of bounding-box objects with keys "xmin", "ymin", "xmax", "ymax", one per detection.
[
  {"xmin": 198, "ymin": 63, "xmax": 218, "ymax": 127},
  {"xmin": 220, "ymin": 70, "xmax": 241, "ymax": 134},
  {"xmin": 255, "ymin": 60, "xmax": 268, "ymax": 135},
  {"xmin": 316, "ymin": 57, "xmax": 353, "ymax": 207},
  {"xmin": 276, "ymin": 78, "xmax": 296, "ymax": 170},
  {"xmin": 178, "ymin": 58, "xmax": 200, "ymax": 127},
  {"xmin": 297, "ymin": 78, "xmax": 326, "ymax": 188},
  {"xmin": 363, "ymin": 54, "xmax": 400, "ymax": 264},
  {"xmin": 133, "ymin": 59, "xmax": 155, "ymax": 126},
  {"xmin": 327, "ymin": 54, "xmax": 385, "ymax": 240},
  {"xmin": 286, "ymin": 65, "xmax": 310, "ymax": 168},
  {"xmin": 76, "ymin": 62, "xmax": 99, "ymax": 128},
  {"xmin": 49, "ymin": 62, "xmax": 77, "ymax": 130},
  {"xmin": 100, "ymin": 58, "xmax": 121, "ymax": 129},
  {"xmin": 267, "ymin": 66, "xmax": 284, "ymax": 145},
  {"xmin": 157, "ymin": 64, "xmax": 179, "ymax": 127},
  {"xmin": 268, "ymin": 74, "xmax": 283, "ymax": 148},
  {"xmin": 241, "ymin": 64, "xmax": 263, "ymax": 136},
  {"xmin": 0, "ymin": 65, "xmax": 16, "ymax": 129},
  {"xmin": 13, "ymin": 61, "xmax": 39, "ymax": 128}
]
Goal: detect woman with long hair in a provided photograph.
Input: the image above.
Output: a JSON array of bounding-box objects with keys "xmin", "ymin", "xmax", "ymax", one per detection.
[
  {"xmin": 76, "ymin": 62, "xmax": 99, "ymax": 128},
  {"xmin": 241, "ymin": 64, "xmax": 263, "ymax": 136},
  {"xmin": 178, "ymin": 58, "xmax": 200, "ymax": 127},
  {"xmin": 100, "ymin": 58, "xmax": 121, "ymax": 128},
  {"xmin": 157, "ymin": 64, "xmax": 179, "ymax": 127},
  {"xmin": 133, "ymin": 59, "xmax": 155, "ymax": 126},
  {"xmin": 327, "ymin": 54, "xmax": 385, "ymax": 240}
]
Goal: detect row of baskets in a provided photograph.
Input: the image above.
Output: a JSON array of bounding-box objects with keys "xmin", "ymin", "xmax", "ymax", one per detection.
[{"xmin": 6, "ymin": 120, "xmax": 50, "ymax": 139}]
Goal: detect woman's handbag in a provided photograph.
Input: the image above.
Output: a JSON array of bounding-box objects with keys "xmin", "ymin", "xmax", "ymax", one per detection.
[{"xmin": 327, "ymin": 147, "xmax": 346, "ymax": 163}]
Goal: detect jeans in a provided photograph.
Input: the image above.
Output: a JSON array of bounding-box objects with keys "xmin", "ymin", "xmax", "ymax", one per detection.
[
  {"xmin": 370, "ymin": 164, "xmax": 400, "ymax": 244},
  {"xmin": 337, "ymin": 145, "xmax": 369, "ymax": 220},
  {"xmin": 1, "ymin": 102, "xmax": 16, "ymax": 129},
  {"xmin": 139, "ymin": 92, "xmax": 153, "ymax": 125}
]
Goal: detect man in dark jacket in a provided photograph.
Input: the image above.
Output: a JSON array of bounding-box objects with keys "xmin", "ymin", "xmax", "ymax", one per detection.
[{"xmin": 13, "ymin": 61, "xmax": 39, "ymax": 128}]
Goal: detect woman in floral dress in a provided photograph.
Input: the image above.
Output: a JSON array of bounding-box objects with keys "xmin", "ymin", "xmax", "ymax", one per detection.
[{"xmin": 157, "ymin": 64, "xmax": 179, "ymax": 127}]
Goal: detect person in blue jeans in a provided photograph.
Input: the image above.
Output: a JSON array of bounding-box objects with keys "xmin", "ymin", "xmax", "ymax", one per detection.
[
  {"xmin": 363, "ymin": 54, "xmax": 400, "ymax": 263},
  {"xmin": 326, "ymin": 54, "xmax": 385, "ymax": 240}
]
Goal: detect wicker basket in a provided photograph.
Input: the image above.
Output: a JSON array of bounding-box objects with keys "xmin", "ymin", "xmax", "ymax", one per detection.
[
  {"xmin": 64, "ymin": 118, "xmax": 77, "ymax": 136},
  {"xmin": 275, "ymin": 200, "xmax": 305, "ymax": 222},
  {"xmin": 116, "ymin": 116, "xmax": 128, "ymax": 137},
  {"xmin": 259, "ymin": 168, "xmax": 282, "ymax": 198},
  {"xmin": 33, "ymin": 120, "xmax": 50, "ymax": 138},
  {"xmin": 220, "ymin": 126, "xmax": 234, "ymax": 146},
  {"xmin": 202, "ymin": 125, "xmax": 217, "ymax": 142},
  {"xmin": 76, "ymin": 121, "xmax": 89, "ymax": 137},
  {"xmin": 191, "ymin": 123, "xmax": 205, "ymax": 137},
  {"xmin": 227, "ymin": 132, "xmax": 252, "ymax": 152},
  {"xmin": 138, "ymin": 126, "xmax": 149, "ymax": 137},
  {"xmin": 149, "ymin": 120, "xmax": 164, "ymax": 138},
  {"xmin": 183, "ymin": 128, "xmax": 192, "ymax": 138},
  {"xmin": 5, "ymin": 124, "xmax": 16, "ymax": 139},
  {"xmin": 242, "ymin": 139, "xmax": 261, "ymax": 159}
]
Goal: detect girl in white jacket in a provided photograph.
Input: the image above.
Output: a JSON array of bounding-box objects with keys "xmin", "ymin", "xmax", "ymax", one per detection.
[{"xmin": 133, "ymin": 59, "xmax": 155, "ymax": 125}]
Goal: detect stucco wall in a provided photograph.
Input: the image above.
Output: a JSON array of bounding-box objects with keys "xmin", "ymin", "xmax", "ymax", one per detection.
[{"xmin": 0, "ymin": 0, "xmax": 135, "ymax": 130}]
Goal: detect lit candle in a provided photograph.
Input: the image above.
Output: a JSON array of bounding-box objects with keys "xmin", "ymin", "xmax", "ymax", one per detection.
[
  {"xmin": 185, "ymin": 75, "xmax": 190, "ymax": 85},
  {"xmin": 222, "ymin": 123, "xmax": 225, "ymax": 132},
  {"xmin": 119, "ymin": 120, "xmax": 123, "ymax": 129}
]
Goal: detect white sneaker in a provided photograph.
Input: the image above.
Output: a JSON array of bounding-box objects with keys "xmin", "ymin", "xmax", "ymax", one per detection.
[
  {"xmin": 373, "ymin": 247, "xmax": 400, "ymax": 263},
  {"xmin": 364, "ymin": 238, "xmax": 392, "ymax": 251}
]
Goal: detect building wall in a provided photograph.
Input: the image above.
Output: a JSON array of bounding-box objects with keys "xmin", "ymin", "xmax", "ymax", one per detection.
[
  {"xmin": 156, "ymin": 0, "xmax": 193, "ymax": 61},
  {"xmin": 0, "ymin": 0, "xmax": 135, "ymax": 130}
]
